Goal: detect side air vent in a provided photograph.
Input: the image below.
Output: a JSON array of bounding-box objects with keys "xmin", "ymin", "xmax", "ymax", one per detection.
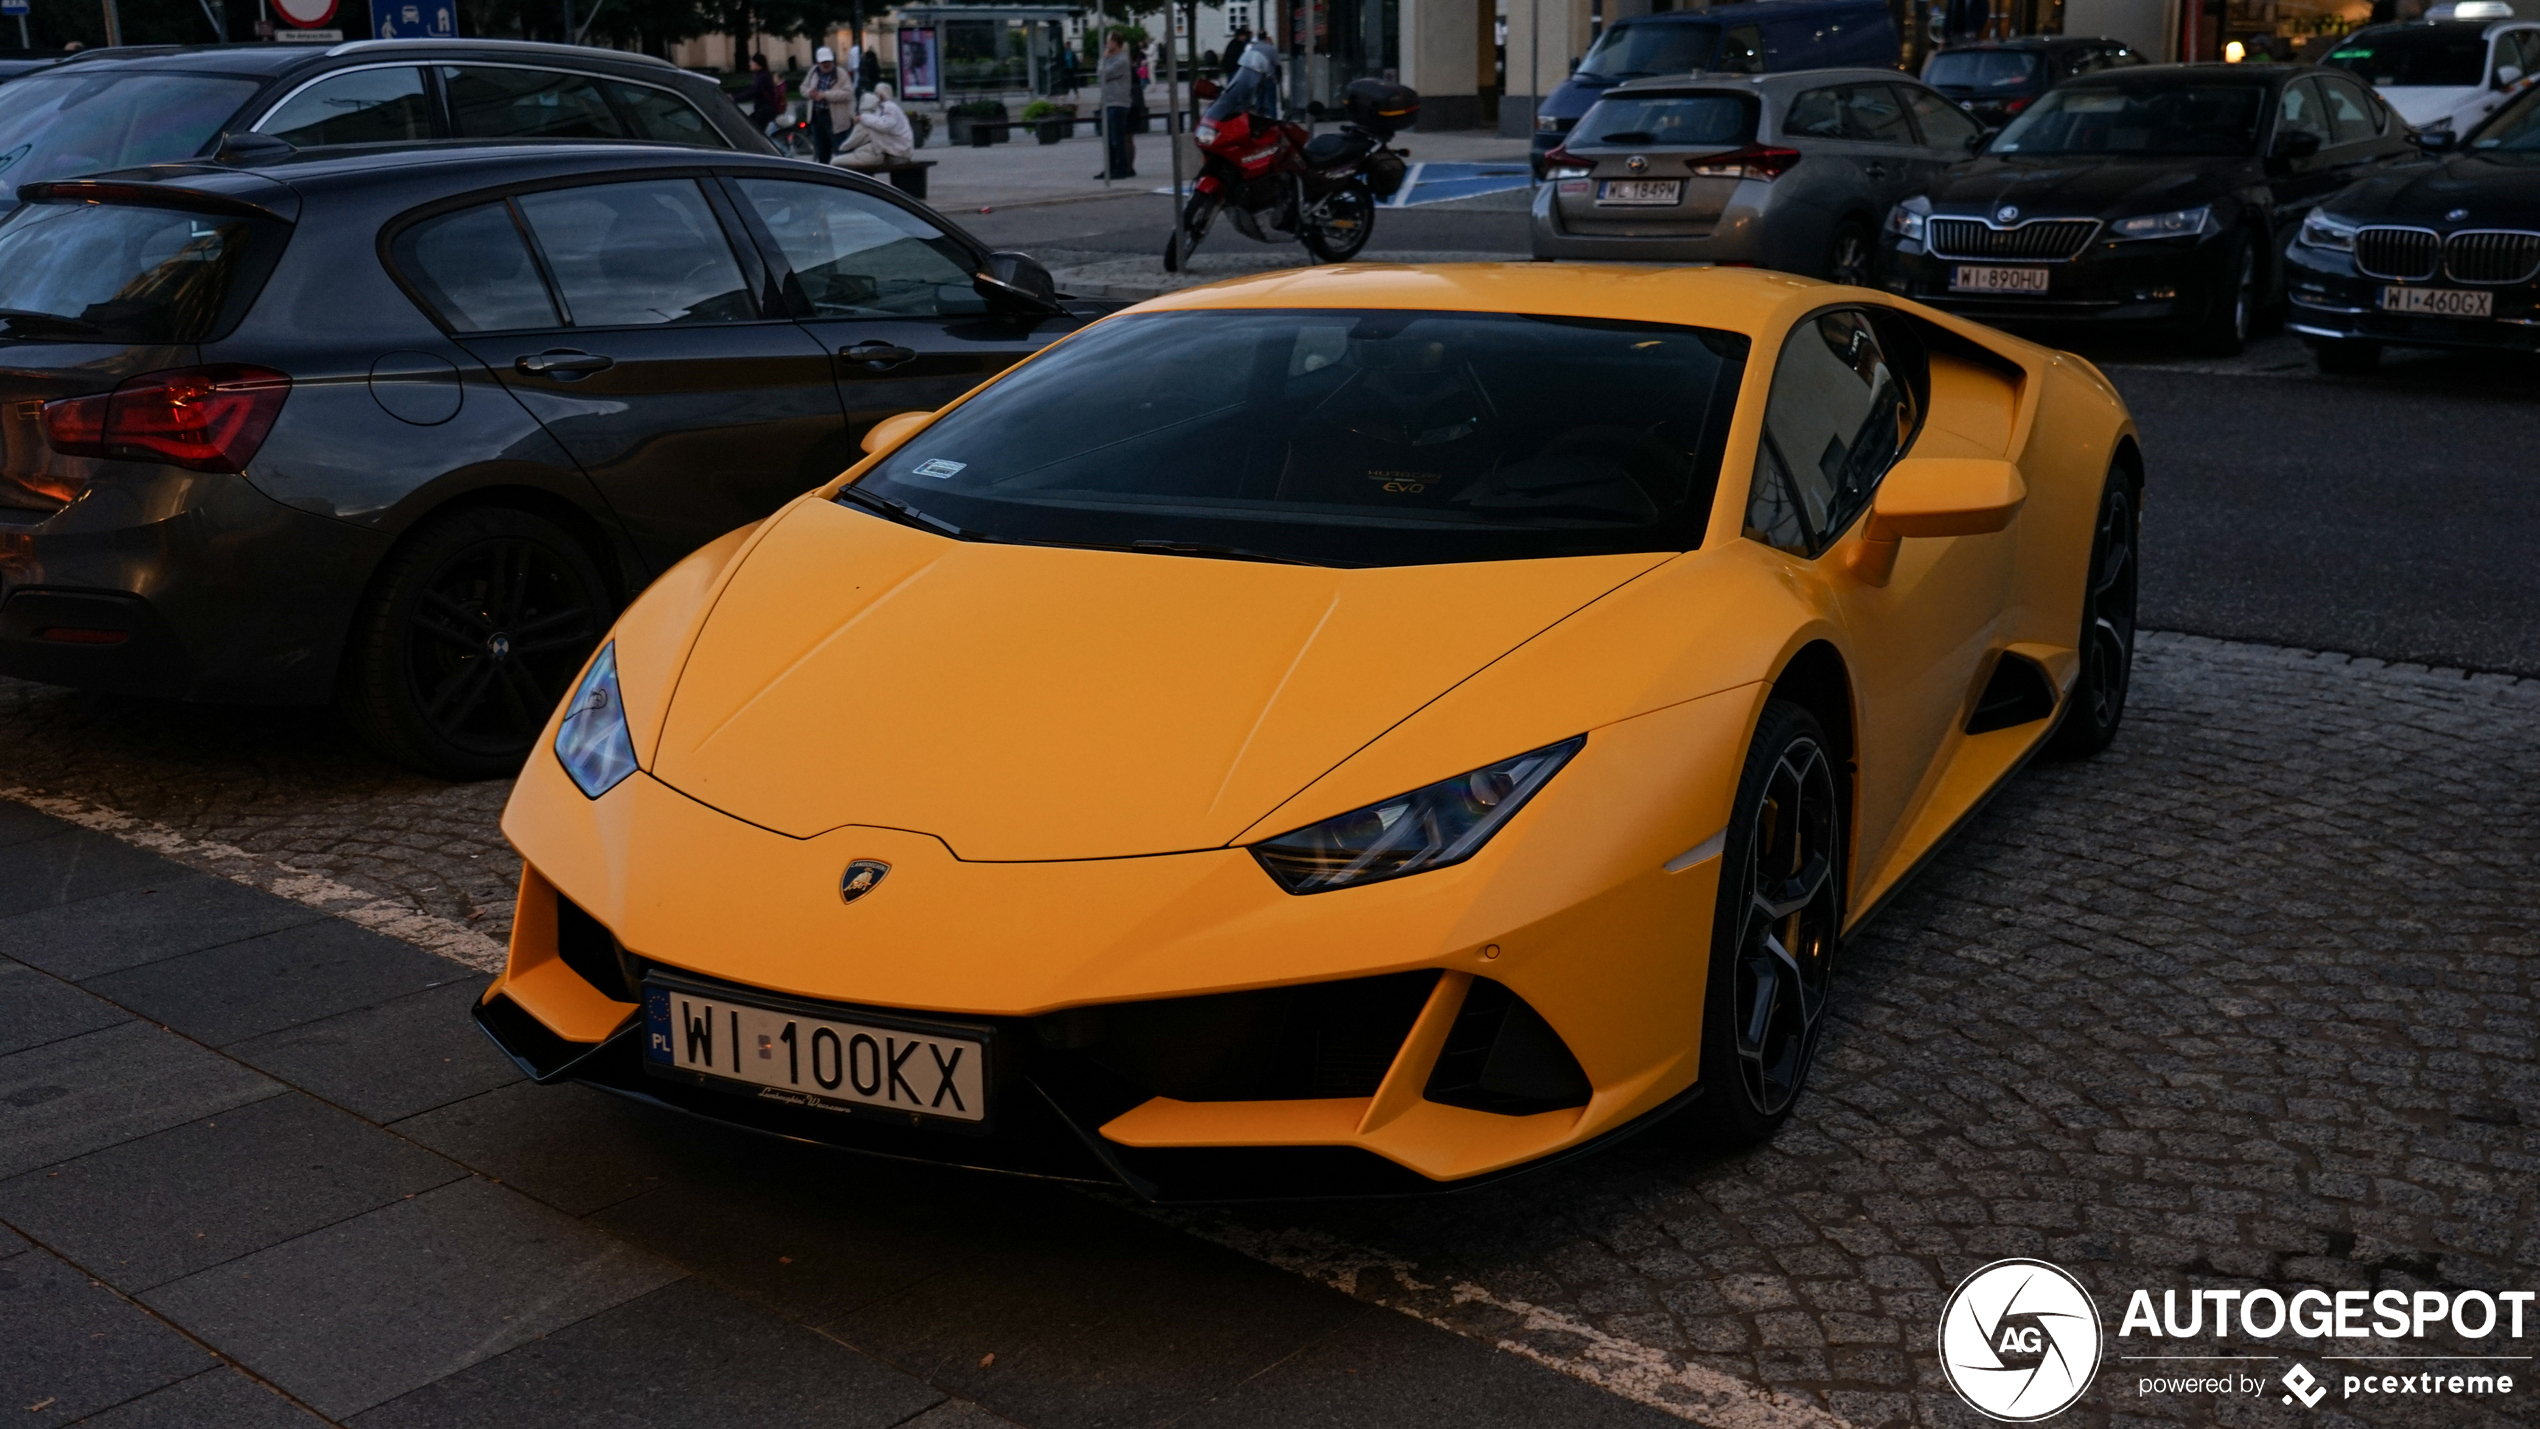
[
  {"xmin": 555, "ymin": 894, "xmax": 637, "ymax": 1001},
  {"xmin": 1424, "ymin": 978, "xmax": 1592, "ymax": 1116},
  {"xmin": 1965, "ymin": 650, "xmax": 2058, "ymax": 735},
  {"xmin": 1037, "ymin": 971, "xmax": 1438, "ymax": 1102}
]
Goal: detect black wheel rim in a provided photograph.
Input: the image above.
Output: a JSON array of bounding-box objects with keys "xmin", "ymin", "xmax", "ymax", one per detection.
[
  {"xmin": 399, "ymin": 536, "xmax": 600, "ymax": 758},
  {"xmin": 1830, "ymin": 227, "xmax": 1870, "ymax": 285},
  {"xmin": 2080, "ymin": 487, "xmax": 2138, "ymax": 730},
  {"xmin": 1731, "ymin": 737, "xmax": 1840, "ymax": 1118},
  {"xmin": 2232, "ymin": 246, "xmax": 2254, "ymax": 341}
]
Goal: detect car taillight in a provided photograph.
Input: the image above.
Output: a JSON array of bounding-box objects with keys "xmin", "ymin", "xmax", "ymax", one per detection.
[
  {"xmin": 39, "ymin": 365, "xmax": 292, "ymax": 473},
  {"xmin": 2003, "ymin": 95, "xmax": 2032, "ymax": 115},
  {"xmin": 1544, "ymin": 145, "xmax": 1593, "ymax": 179},
  {"xmin": 1688, "ymin": 144, "xmax": 1802, "ymax": 181}
]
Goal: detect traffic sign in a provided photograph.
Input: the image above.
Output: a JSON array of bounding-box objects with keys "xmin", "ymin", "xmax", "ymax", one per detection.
[
  {"xmin": 1, "ymin": 1, "xmax": 30, "ymax": 17},
  {"xmin": 376, "ymin": 0, "xmax": 455, "ymax": 37}
]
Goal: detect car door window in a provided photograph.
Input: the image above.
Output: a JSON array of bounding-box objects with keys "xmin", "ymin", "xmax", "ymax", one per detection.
[
  {"xmin": 734, "ymin": 178, "xmax": 985, "ymax": 318},
  {"xmin": 603, "ymin": 79, "xmax": 728, "ymax": 147},
  {"xmin": 391, "ymin": 200, "xmax": 561, "ymax": 332},
  {"xmin": 515, "ymin": 180, "xmax": 754, "ymax": 327},
  {"xmin": 255, "ymin": 66, "xmax": 433, "ymax": 146},
  {"xmin": 2278, "ymin": 79, "xmax": 2332, "ymax": 148},
  {"xmin": 1904, "ymin": 85, "xmax": 1983, "ymax": 149},
  {"xmin": 1786, "ymin": 86, "xmax": 1845, "ymax": 138},
  {"xmin": 1840, "ymin": 84, "xmax": 1917, "ymax": 143},
  {"xmin": 1719, "ymin": 23, "xmax": 1765, "ymax": 74},
  {"xmin": 1746, "ymin": 309, "xmax": 1919, "ymax": 558},
  {"xmin": 444, "ymin": 65, "xmax": 628, "ymax": 140},
  {"xmin": 2316, "ymin": 75, "xmax": 2379, "ymax": 146},
  {"xmin": 2056, "ymin": 47, "xmax": 2095, "ymax": 79}
]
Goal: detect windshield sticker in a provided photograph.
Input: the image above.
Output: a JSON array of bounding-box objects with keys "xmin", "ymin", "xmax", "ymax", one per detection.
[{"xmin": 912, "ymin": 458, "xmax": 967, "ymax": 479}]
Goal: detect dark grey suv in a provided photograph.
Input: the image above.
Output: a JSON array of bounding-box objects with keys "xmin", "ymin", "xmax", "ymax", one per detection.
[{"xmin": 0, "ymin": 144, "xmax": 1095, "ymax": 778}]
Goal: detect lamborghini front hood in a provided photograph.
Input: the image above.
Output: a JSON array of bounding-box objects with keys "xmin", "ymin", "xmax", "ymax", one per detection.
[{"xmin": 647, "ymin": 500, "xmax": 1666, "ymax": 860}]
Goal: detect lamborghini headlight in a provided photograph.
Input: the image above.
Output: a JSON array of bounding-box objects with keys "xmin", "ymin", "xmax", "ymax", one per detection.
[
  {"xmin": 1250, "ymin": 735, "xmax": 1585, "ymax": 894},
  {"xmin": 554, "ymin": 642, "xmax": 639, "ymax": 799},
  {"xmin": 2110, "ymin": 205, "xmax": 2216, "ymax": 240}
]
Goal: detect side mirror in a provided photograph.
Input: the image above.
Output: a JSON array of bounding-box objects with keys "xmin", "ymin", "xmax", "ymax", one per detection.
[
  {"xmin": 2497, "ymin": 63, "xmax": 2524, "ymax": 89},
  {"xmin": 2270, "ymin": 129, "xmax": 2323, "ymax": 162},
  {"xmin": 1966, "ymin": 127, "xmax": 1993, "ymax": 153},
  {"xmin": 973, "ymin": 250, "xmax": 1065, "ymax": 317},
  {"xmin": 2416, "ymin": 127, "xmax": 2457, "ymax": 152},
  {"xmin": 860, "ymin": 409, "xmax": 935, "ymax": 455},
  {"xmin": 1845, "ymin": 458, "xmax": 2026, "ymax": 586}
]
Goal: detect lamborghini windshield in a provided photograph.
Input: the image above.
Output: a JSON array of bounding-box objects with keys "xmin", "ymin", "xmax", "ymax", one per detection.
[{"xmin": 850, "ymin": 308, "xmax": 1751, "ymax": 568}]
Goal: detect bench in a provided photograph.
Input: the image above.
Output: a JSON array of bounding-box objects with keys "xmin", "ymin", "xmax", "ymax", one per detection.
[
  {"xmin": 962, "ymin": 115, "xmax": 1109, "ymax": 147},
  {"xmin": 848, "ymin": 158, "xmax": 937, "ymax": 199}
]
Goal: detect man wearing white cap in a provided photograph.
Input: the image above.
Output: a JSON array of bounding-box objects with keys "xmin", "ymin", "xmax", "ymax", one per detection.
[{"xmin": 806, "ymin": 46, "xmax": 849, "ymax": 163}]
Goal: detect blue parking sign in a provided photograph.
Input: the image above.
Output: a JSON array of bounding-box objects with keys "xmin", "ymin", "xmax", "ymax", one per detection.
[
  {"xmin": 1, "ymin": 0, "xmax": 29, "ymax": 16},
  {"xmin": 377, "ymin": 0, "xmax": 454, "ymax": 37}
]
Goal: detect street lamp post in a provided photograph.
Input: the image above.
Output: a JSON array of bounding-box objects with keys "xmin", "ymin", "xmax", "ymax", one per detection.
[{"xmin": 101, "ymin": 0, "xmax": 122, "ymax": 46}]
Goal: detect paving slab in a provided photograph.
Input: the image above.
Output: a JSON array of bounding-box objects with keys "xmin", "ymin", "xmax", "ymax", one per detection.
[
  {"xmin": 0, "ymin": 830, "xmax": 179, "ymax": 918},
  {"xmin": 143, "ymin": 1175, "xmax": 683, "ymax": 1420},
  {"xmin": 0, "ymin": 956, "xmax": 130, "ymax": 1058},
  {"xmin": 0, "ymin": 1222, "xmax": 25, "ymax": 1257},
  {"xmin": 900, "ymin": 1401, "xmax": 1022, "ymax": 1429},
  {"xmin": 392, "ymin": 1080, "xmax": 753, "ymax": 1218},
  {"xmin": 70, "ymin": 1366, "xmax": 326, "ymax": 1428},
  {"xmin": 349, "ymin": 1277, "xmax": 942, "ymax": 1429},
  {"xmin": 229, "ymin": 979, "xmax": 521, "ymax": 1124},
  {"xmin": 0, "ymin": 1020, "xmax": 282, "ymax": 1180},
  {"xmin": 83, "ymin": 918, "xmax": 463, "ymax": 1049},
  {"xmin": 0, "ymin": 874, "xmax": 322, "ymax": 982},
  {"xmin": 0, "ymin": 1091, "xmax": 463, "ymax": 1293},
  {"xmin": 0, "ymin": 1247, "xmax": 214, "ymax": 1422}
]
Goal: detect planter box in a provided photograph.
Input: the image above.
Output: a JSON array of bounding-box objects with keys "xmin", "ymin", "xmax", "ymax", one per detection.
[{"xmin": 1033, "ymin": 116, "xmax": 1071, "ymax": 143}]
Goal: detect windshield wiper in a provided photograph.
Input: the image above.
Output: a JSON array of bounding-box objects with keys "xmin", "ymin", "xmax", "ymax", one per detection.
[
  {"xmin": 0, "ymin": 309, "xmax": 103, "ymax": 338},
  {"xmin": 836, "ymin": 483, "xmax": 981, "ymax": 540}
]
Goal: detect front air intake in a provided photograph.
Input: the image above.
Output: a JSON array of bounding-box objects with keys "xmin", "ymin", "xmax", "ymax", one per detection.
[
  {"xmin": 1036, "ymin": 971, "xmax": 1438, "ymax": 1102},
  {"xmin": 1424, "ymin": 978, "xmax": 1591, "ymax": 1116}
]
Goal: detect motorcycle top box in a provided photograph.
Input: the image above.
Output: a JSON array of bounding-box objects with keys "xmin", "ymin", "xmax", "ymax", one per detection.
[{"xmin": 1344, "ymin": 79, "xmax": 1420, "ymax": 137}]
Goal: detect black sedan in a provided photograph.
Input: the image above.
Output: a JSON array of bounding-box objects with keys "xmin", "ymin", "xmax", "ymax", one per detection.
[
  {"xmin": 1880, "ymin": 63, "xmax": 2427, "ymax": 352},
  {"xmin": 0, "ymin": 144, "xmax": 1097, "ymax": 778},
  {"xmin": 1921, "ymin": 34, "xmax": 2146, "ymax": 130},
  {"xmin": 2285, "ymin": 82, "xmax": 2540, "ymax": 372}
]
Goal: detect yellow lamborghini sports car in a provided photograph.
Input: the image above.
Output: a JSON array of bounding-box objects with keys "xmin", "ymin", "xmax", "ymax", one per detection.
[{"xmin": 477, "ymin": 264, "xmax": 2140, "ymax": 1200}]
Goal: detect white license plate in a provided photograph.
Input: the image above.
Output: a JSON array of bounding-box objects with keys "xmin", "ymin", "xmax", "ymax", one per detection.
[
  {"xmin": 2379, "ymin": 285, "xmax": 2492, "ymax": 318},
  {"xmin": 1951, "ymin": 265, "xmax": 2051, "ymax": 294},
  {"xmin": 1596, "ymin": 179, "xmax": 1682, "ymax": 206},
  {"xmin": 644, "ymin": 984, "xmax": 987, "ymax": 1123}
]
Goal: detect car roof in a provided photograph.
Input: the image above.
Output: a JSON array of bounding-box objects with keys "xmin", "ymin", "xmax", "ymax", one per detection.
[
  {"xmin": 1136, "ymin": 263, "xmax": 1857, "ymax": 340},
  {"xmin": 1607, "ymin": 0, "xmax": 1889, "ymax": 24},
  {"xmin": 26, "ymin": 38, "xmax": 679, "ymax": 79},
  {"xmin": 2344, "ymin": 18, "xmax": 2534, "ymax": 38},
  {"xmin": 2058, "ymin": 61, "xmax": 2290, "ymax": 87},
  {"xmin": 1607, "ymin": 67, "xmax": 1929, "ymax": 96},
  {"xmin": 94, "ymin": 140, "xmax": 816, "ymax": 197},
  {"xmin": 1930, "ymin": 35, "xmax": 2102, "ymax": 50}
]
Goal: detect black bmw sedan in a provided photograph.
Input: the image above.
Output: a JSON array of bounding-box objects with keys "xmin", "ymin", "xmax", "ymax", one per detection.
[
  {"xmin": 0, "ymin": 144, "xmax": 1095, "ymax": 778},
  {"xmin": 1880, "ymin": 63, "xmax": 2427, "ymax": 352},
  {"xmin": 2284, "ymin": 82, "xmax": 2540, "ymax": 373}
]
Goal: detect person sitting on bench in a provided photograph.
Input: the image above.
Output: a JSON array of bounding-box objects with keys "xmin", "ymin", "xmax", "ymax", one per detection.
[{"xmin": 834, "ymin": 85, "xmax": 915, "ymax": 171}]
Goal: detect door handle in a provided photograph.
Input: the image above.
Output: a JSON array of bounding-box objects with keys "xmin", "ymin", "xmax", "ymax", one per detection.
[
  {"xmin": 514, "ymin": 349, "xmax": 615, "ymax": 379},
  {"xmin": 1864, "ymin": 163, "xmax": 1889, "ymax": 179},
  {"xmin": 842, "ymin": 341, "xmax": 919, "ymax": 371}
]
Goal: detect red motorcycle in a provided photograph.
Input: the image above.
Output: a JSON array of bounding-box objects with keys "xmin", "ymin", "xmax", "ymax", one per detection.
[{"xmin": 1167, "ymin": 77, "xmax": 1417, "ymax": 271}]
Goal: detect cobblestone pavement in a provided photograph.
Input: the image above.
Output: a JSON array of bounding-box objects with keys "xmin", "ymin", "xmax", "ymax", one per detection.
[{"xmin": 5, "ymin": 630, "xmax": 2534, "ymax": 1426}]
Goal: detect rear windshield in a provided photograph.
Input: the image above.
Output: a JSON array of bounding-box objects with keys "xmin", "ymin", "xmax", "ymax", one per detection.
[
  {"xmin": 1991, "ymin": 80, "xmax": 2268, "ymax": 155},
  {"xmin": 0, "ymin": 200, "xmax": 283, "ymax": 342},
  {"xmin": 1573, "ymin": 92, "xmax": 1756, "ymax": 147},
  {"xmin": 1924, "ymin": 49, "xmax": 2043, "ymax": 90},
  {"xmin": 852, "ymin": 308, "xmax": 1751, "ymax": 568},
  {"xmin": 0, "ymin": 72, "xmax": 260, "ymax": 187},
  {"xmin": 2324, "ymin": 27, "xmax": 2489, "ymax": 88},
  {"xmin": 1576, "ymin": 22, "xmax": 1720, "ymax": 82}
]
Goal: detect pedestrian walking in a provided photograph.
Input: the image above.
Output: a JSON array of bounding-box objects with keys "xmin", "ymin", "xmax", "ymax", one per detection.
[
  {"xmin": 833, "ymin": 84, "xmax": 915, "ymax": 171},
  {"xmin": 1223, "ymin": 28, "xmax": 1249, "ymax": 80},
  {"xmin": 744, "ymin": 52, "xmax": 781, "ymax": 136},
  {"xmin": 1096, "ymin": 31, "xmax": 1135, "ymax": 179},
  {"xmin": 805, "ymin": 47, "xmax": 849, "ymax": 164},
  {"xmin": 857, "ymin": 44, "xmax": 881, "ymax": 96}
]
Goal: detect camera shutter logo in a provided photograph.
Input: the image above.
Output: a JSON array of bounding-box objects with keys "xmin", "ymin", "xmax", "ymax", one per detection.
[
  {"xmin": 1938, "ymin": 1258, "xmax": 2104, "ymax": 1421},
  {"xmin": 2282, "ymin": 1364, "xmax": 2327, "ymax": 1409}
]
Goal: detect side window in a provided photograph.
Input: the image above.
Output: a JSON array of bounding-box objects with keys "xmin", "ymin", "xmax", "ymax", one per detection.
[
  {"xmin": 2106, "ymin": 44, "xmax": 2144, "ymax": 68},
  {"xmin": 1719, "ymin": 24, "xmax": 1765, "ymax": 74},
  {"xmin": 513, "ymin": 180, "xmax": 754, "ymax": 327},
  {"xmin": 2318, "ymin": 75, "xmax": 2379, "ymax": 145},
  {"xmin": 1786, "ymin": 86, "xmax": 1845, "ymax": 138},
  {"xmin": 2056, "ymin": 48, "xmax": 2095, "ymax": 80},
  {"xmin": 1840, "ymin": 84, "xmax": 1917, "ymax": 143},
  {"xmin": 603, "ymin": 79, "xmax": 728, "ymax": 147},
  {"xmin": 1904, "ymin": 85, "xmax": 1983, "ymax": 149},
  {"xmin": 256, "ymin": 67, "xmax": 432, "ymax": 146},
  {"xmin": 391, "ymin": 201, "xmax": 560, "ymax": 332},
  {"xmin": 445, "ymin": 66, "xmax": 628, "ymax": 140},
  {"xmin": 2501, "ymin": 31, "xmax": 2538, "ymax": 79},
  {"xmin": 2278, "ymin": 78, "xmax": 2332, "ymax": 147},
  {"xmin": 1745, "ymin": 310, "xmax": 1920, "ymax": 558},
  {"xmin": 734, "ymin": 177, "xmax": 985, "ymax": 318}
]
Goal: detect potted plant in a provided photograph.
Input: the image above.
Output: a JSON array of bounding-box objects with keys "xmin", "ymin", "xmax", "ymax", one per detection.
[
  {"xmin": 947, "ymin": 99, "xmax": 1009, "ymax": 146},
  {"xmin": 1021, "ymin": 98, "xmax": 1076, "ymax": 144}
]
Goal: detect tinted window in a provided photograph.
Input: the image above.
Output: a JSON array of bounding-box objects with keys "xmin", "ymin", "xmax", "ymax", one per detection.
[
  {"xmin": 0, "ymin": 199, "xmax": 277, "ymax": 342},
  {"xmin": 1923, "ymin": 49, "xmax": 2041, "ymax": 90},
  {"xmin": 2325, "ymin": 26, "xmax": 2489, "ymax": 88},
  {"xmin": 0, "ymin": 72, "xmax": 259, "ymax": 186},
  {"xmin": 2316, "ymin": 75, "xmax": 2380, "ymax": 145},
  {"xmin": 1905, "ymin": 85, "xmax": 1983, "ymax": 148},
  {"xmin": 2470, "ymin": 81, "xmax": 2540, "ymax": 148},
  {"xmin": 1575, "ymin": 21, "xmax": 1719, "ymax": 82},
  {"xmin": 2279, "ymin": 79, "xmax": 2332, "ymax": 146},
  {"xmin": 603, "ymin": 79, "xmax": 725, "ymax": 146},
  {"xmin": 736, "ymin": 178, "xmax": 981, "ymax": 318},
  {"xmin": 854, "ymin": 309, "xmax": 1751, "ymax": 569},
  {"xmin": 445, "ymin": 66, "xmax": 627, "ymax": 140},
  {"xmin": 1747, "ymin": 310, "xmax": 1919, "ymax": 558},
  {"xmin": 1572, "ymin": 92, "xmax": 1756, "ymax": 147},
  {"xmin": 1786, "ymin": 86, "xmax": 1845, "ymax": 138},
  {"xmin": 1719, "ymin": 24, "xmax": 1764, "ymax": 74},
  {"xmin": 1991, "ymin": 81, "xmax": 2268, "ymax": 155},
  {"xmin": 1843, "ymin": 85, "xmax": 1917, "ymax": 143},
  {"xmin": 515, "ymin": 180, "xmax": 752, "ymax": 327},
  {"xmin": 392, "ymin": 201, "xmax": 560, "ymax": 332},
  {"xmin": 256, "ymin": 67, "xmax": 432, "ymax": 146}
]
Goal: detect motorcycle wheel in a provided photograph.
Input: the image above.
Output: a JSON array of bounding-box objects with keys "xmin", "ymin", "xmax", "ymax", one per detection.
[
  {"xmin": 1164, "ymin": 191, "xmax": 1222, "ymax": 273},
  {"xmin": 1301, "ymin": 182, "xmax": 1375, "ymax": 264}
]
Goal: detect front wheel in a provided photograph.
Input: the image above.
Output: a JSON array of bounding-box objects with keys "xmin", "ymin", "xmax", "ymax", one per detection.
[
  {"xmin": 1302, "ymin": 182, "xmax": 1374, "ymax": 263},
  {"xmin": 1694, "ymin": 699, "xmax": 1845, "ymax": 1145},
  {"xmin": 1822, "ymin": 217, "xmax": 1874, "ymax": 286},
  {"xmin": 2046, "ymin": 474, "xmax": 2139, "ymax": 758},
  {"xmin": 2195, "ymin": 233, "xmax": 2257, "ymax": 356},
  {"xmin": 1163, "ymin": 190, "xmax": 1221, "ymax": 272}
]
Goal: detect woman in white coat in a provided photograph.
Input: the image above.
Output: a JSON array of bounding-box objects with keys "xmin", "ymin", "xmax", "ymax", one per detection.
[{"xmin": 833, "ymin": 85, "xmax": 916, "ymax": 171}]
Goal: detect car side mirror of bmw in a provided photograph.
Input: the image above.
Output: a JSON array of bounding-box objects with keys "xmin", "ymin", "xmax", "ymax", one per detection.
[
  {"xmin": 2269, "ymin": 129, "xmax": 2322, "ymax": 164},
  {"xmin": 2414, "ymin": 127, "xmax": 2457, "ymax": 152},
  {"xmin": 860, "ymin": 409, "xmax": 937, "ymax": 454},
  {"xmin": 1844, "ymin": 458, "xmax": 2027, "ymax": 587},
  {"xmin": 973, "ymin": 250, "xmax": 1067, "ymax": 319}
]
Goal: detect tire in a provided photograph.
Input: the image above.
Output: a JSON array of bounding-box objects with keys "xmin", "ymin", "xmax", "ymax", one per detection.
[
  {"xmin": 1693, "ymin": 699, "xmax": 1845, "ymax": 1145},
  {"xmin": 1302, "ymin": 181, "xmax": 1375, "ymax": 263},
  {"xmin": 1163, "ymin": 191, "xmax": 1220, "ymax": 273},
  {"xmin": 2195, "ymin": 232, "xmax": 2257, "ymax": 356},
  {"xmin": 339, "ymin": 506, "xmax": 614, "ymax": 781},
  {"xmin": 2046, "ymin": 473, "xmax": 2139, "ymax": 758},
  {"xmin": 2308, "ymin": 336, "xmax": 2381, "ymax": 375},
  {"xmin": 1822, "ymin": 217, "xmax": 1874, "ymax": 287}
]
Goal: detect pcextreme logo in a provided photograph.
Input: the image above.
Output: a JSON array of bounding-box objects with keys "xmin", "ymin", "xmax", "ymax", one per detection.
[{"xmin": 1939, "ymin": 1259, "xmax": 2105, "ymax": 1421}]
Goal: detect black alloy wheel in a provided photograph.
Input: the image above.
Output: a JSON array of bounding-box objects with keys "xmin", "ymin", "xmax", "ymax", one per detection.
[
  {"xmin": 2047, "ymin": 474, "xmax": 2139, "ymax": 757},
  {"xmin": 1696, "ymin": 699, "xmax": 1844, "ymax": 1143},
  {"xmin": 1164, "ymin": 190, "xmax": 1221, "ymax": 272},
  {"xmin": 340, "ymin": 507, "xmax": 612, "ymax": 780},
  {"xmin": 2196, "ymin": 232, "xmax": 2257, "ymax": 356},
  {"xmin": 1302, "ymin": 181, "xmax": 1375, "ymax": 263},
  {"xmin": 2307, "ymin": 336, "xmax": 2382, "ymax": 375},
  {"xmin": 1822, "ymin": 218, "xmax": 1875, "ymax": 287}
]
